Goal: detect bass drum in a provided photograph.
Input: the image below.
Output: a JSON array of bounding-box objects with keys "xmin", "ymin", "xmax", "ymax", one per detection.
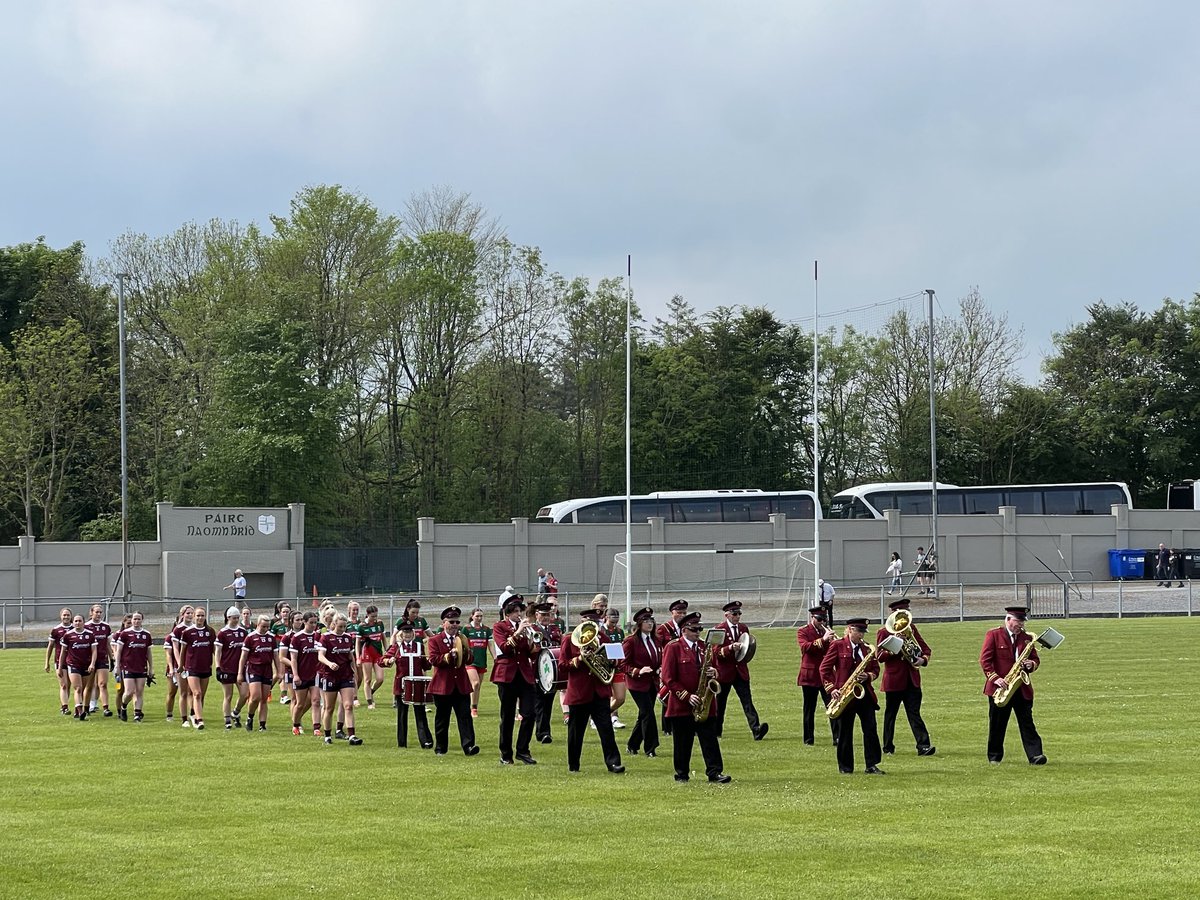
[
  {"xmin": 536, "ymin": 648, "xmax": 566, "ymax": 694},
  {"xmin": 732, "ymin": 631, "xmax": 757, "ymax": 664}
]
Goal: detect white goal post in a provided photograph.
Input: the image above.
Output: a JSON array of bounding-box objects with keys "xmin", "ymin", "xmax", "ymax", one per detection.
[{"xmin": 607, "ymin": 547, "xmax": 817, "ymax": 629}]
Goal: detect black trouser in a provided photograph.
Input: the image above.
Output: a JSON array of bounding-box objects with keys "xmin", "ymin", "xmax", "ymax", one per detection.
[
  {"xmin": 715, "ymin": 677, "xmax": 762, "ymax": 737},
  {"xmin": 882, "ymin": 686, "xmax": 931, "ymax": 753},
  {"xmin": 396, "ymin": 699, "xmax": 432, "ymax": 748},
  {"xmin": 669, "ymin": 714, "xmax": 723, "ymax": 780},
  {"xmin": 627, "ymin": 688, "xmax": 660, "ymax": 755},
  {"xmin": 835, "ymin": 698, "xmax": 882, "ymax": 773},
  {"xmin": 801, "ymin": 684, "xmax": 840, "ymax": 745},
  {"xmin": 534, "ymin": 688, "xmax": 556, "ymax": 741},
  {"xmin": 432, "ymin": 692, "xmax": 476, "ymax": 754},
  {"xmin": 661, "ymin": 698, "xmax": 672, "ymax": 736},
  {"xmin": 987, "ymin": 694, "xmax": 1043, "ymax": 762},
  {"xmin": 566, "ymin": 696, "xmax": 621, "ymax": 771},
  {"xmin": 497, "ymin": 678, "xmax": 537, "ymax": 760},
  {"xmin": 1156, "ymin": 557, "xmax": 1169, "ymax": 581}
]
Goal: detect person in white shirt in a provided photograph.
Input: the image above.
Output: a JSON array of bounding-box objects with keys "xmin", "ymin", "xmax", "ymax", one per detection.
[
  {"xmin": 224, "ymin": 568, "xmax": 247, "ymax": 601},
  {"xmin": 885, "ymin": 552, "xmax": 903, "ymax": 595}
]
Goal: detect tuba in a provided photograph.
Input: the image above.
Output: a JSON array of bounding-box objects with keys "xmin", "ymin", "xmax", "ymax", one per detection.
[
  {"xmin": 884, "ymin": 609, "xmax": 925, "ymax": 667},
  {"xmin": 571, "ymin": 621, "xmax": 614, "ymax": 684},
  {"xmin": 693, "ymin": 630, "xmax": 724, "ymax": 723},
  {"xmin": 993, "ymin": 627, "xmax": 1064, "ymax": 707}
]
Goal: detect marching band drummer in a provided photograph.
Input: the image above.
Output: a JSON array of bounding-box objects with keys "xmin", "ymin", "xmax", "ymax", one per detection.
[
  {"xmin": 381, "ymin": 621, "xmax": 433, "ymax": 749},
  {"xmin": 796, "ymin": 603, "xmax": 839, "ymax": 746},
  {"xmin": 980, "ymin": 606, "xmax": 1046, "ymax": 766},
  {"xmin": 877, "ymin": 597, "xmax": 935, "ymax": 757},
  {"xmin": 660, "ymin": 612, "xmax": 731, "ymax": 783},
  {"xmin": 426, "ymin": 607, "xmax": 481, "ymax": 757},
  {"xmin": 532, "ymin": 602, "xmax": 562, "ymax": 744},
  {"xmin": 621, "ymin": 607, "xmax": 661, "ymax": 757},
  {"xmin": 560, "ymin": 609, "xmax": 624, "ymax": 774},
  {"xmin": 655, "ymin": 599, "xmax": 689, "ymax": 736},
  {"xmin": 491, "ymin": 596, "xmax": 539, "ymax": 765},
  {"xmin": 820, "ymin": 617, "xmax": 885, "ymax": 775},
  {"xmin": 713, "ymin": 601, "xmax": 768, "ymax": 741}
]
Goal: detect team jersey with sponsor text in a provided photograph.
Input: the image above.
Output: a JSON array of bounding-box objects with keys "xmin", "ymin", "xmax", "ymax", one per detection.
[
  {"xmin": 50, "ymin": 624, "xmax": 70, "ymax": 665},
  {"xmin": 59, "ymin": 629, "xmax": 96, "ymax": 669},
  {"xmin": 88, "ymin": 621, "xmax": 113, "ymax": 663},
  {"xmin": 115, "ymin": 628, "xmax": 153, "ymax": 673},
  {"xmin": 317, "ymin": 632, "xmax": 355, "ymax": 681},
  {"xmin": 179, "ymin": 625, "xmax": 217, "ymax": 672},
  {"xmin": 463, "ymin": 625, "xmax": 492, "ymax": 668},
  {"xmin": 290, "ymin": 631, "xmax": 321, "ymax": 682},
  {"xmin": 358, "ymin": 620, "xmax": 386, "ymax": 653},
  {"xmin": 216, "ymin": 626, "xmax": 248, "ymax": 675},
  {"xmin": 243, "ymin": 632, "xmax": 279, "ymax": 678}
]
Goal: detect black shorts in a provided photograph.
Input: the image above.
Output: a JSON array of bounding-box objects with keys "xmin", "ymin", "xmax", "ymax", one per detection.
[
  {"xmin": 319, "ymin": 676, "xmax": 355, "ymax": 693},
  {"xmin": 121, "ymin": 672, "xmax": 147, "ymax": 680},
  {"xmin": 295, "ymin": 679, "xmax": 316, "ymax": 690},
  {"xmin": 68, "ymin": 666, "xmax": 91, "ymax": 676},
  {"xmin": 247, "ymin": 673, "xmax": 273, "ymax": 684},
  {"xmin": 284, "ymin": 672, "xmax": 294, "ymax": 684},
  {"xmin": 216, "ymin": 671, "xmax": 238, "ymax": 685},
  {"xmin": 188, "ymin": 670, "xmax": 212, "ymax": 680}
]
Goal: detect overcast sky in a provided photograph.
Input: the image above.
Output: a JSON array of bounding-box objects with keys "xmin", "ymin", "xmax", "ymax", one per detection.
[{"xmin": 4, "ymin": 1, "xmax": 1197, "ymax": 382}]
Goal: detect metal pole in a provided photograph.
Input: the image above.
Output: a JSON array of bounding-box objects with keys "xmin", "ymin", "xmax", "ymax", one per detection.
[
  {"xmin": 959, "ymin": 583, "xmax": 964, "ymax": 622},
  {"xmin": 625, "ymin": 256, "xmax": 633, "ymax": 626},
  {"xmin": 116, "ymin": 273, "xmax": 132, "ymax": 610},
  {"xmin": 926, "ymin": 289, "xmax": 938, "ymax": 580}
]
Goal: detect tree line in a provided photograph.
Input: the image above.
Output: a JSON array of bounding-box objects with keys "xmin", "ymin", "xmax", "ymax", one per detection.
[{"xmin": 0, "ymin": 185, "xmax": 1195, "ymax": 546}]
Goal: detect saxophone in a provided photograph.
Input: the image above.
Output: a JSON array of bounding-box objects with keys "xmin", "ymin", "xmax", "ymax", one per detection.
[
  {"xmin": 992, "ymin": 627, "xmax": 1065, "ymax": 707},
  {"xmin": 693, "ymin": 632, "xmax": 722, "ymax": 723},
  {"xmin": 826, "ymin": 633, "xmax": 904, "ymax": 720}
]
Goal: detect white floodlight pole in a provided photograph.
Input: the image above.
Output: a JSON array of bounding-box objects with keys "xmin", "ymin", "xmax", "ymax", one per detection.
[
  {"xmin": 625, "ymin": 256, "xmax": 633, "ymax": 625},
  {"xmin": 116, "ymin": 272, "xmax": 132, "ymax": 610}
]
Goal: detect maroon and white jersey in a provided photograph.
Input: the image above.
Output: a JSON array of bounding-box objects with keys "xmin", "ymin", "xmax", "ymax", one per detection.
[
  {"xmin": 170, "ymin": 623, "xmax": 190, "ymax": 667},
  {"xmin": 279, "ymin": 629, "xmax": 298, "ymax": 660},
  {"xmin": 59, "ymin": 629, "xmax": 96, "ymax": 670},
  {"xmin": 318, "ymin": 632, "xmax": 355, "ymax": 681},
  {"xmin": 115, "ymin": 628, "xmax": 153, "ymax": 673},
  {"xmin": 290, "ymin": 631, "xmax": 321, "ymax": 682},
  {"xmin": 242, "ymin": 632, "xmax": 279, "ymax": 679},
  {"xmin": 50, "ymin": 624, "xmax": 70, "ymax": 666},
  {"xmin": 216, "ymin": 626, "xmax": 248, "ymax": 675},
  {"xmin": 88, "ymin": 620, "xmax": 113, "ymax": 664},
  {"xmin": 179, "ymin": 625, "xmax": 217, "ymax": 673}
]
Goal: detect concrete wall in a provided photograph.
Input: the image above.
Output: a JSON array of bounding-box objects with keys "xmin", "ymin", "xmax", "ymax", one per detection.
[{"xmin": 418, "ymin": 506, "xmax": 1200, "ymax": 595}]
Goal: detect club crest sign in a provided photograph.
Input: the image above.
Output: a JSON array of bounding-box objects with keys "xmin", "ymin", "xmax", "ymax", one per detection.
[{"xmin": 258, "ymin": 515, "xmax": 277, "ymax": 535}]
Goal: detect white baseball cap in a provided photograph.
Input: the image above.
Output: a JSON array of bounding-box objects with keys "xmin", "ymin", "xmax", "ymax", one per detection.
[{"xmin": 226, "ymin": 606, "xmax": 241, "ymax": 619}]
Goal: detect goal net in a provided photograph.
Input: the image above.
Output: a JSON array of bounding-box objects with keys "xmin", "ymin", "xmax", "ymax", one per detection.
[{"xmin": 607, "ymin": 547, "xmax": 816, "ymax": 629}]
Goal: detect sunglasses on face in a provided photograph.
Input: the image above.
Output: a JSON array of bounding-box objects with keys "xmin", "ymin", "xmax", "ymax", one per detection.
[
  {"xmin": 728, "ymin": 611, "xmax": 742, "ymax": 616},
  {"xmin": 447, "ymin": 620, "xmax": 461, "ymax": 625}
]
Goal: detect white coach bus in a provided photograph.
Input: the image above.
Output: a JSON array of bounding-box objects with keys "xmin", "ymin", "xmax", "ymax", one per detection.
[
  {"xmin": 536, "ymin": 489, "xmax": 822, "ymax": 524},
  {"xmin": 828, "ymin": 481, "xmax": 1133, "ymax": 519}
]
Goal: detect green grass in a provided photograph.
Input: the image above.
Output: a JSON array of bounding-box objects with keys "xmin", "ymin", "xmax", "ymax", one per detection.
[{"xmin": 2, "ymin": 618, "xmax": 1197, "ymax": 899}]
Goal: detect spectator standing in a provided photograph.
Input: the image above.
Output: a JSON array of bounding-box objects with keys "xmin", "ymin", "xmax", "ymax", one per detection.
[
  {"xmin": 536, "ymin": 568, "xmax": 548, "ymax": 598},
  {"xmin": 818, "ymin": 578, "xmax": 836, "ymax": 626},
  {"xmin": 1155, "ymin": 543, "xmax": 1170, "ymax": 587},
  {"xmin": 885, "ymin": 552, "xmax": 903, "ymax": 595}
]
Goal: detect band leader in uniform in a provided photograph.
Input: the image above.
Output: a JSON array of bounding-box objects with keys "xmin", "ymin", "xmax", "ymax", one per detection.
[{"xmin": 426, "ymin": 607, "xmax": 481, "ymax": 757}]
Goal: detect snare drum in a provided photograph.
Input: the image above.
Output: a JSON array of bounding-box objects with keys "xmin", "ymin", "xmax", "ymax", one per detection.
[
  {"xmin": 401, "ymin": 675, "xmax": 432, "ymax": 706},
  {"xmin": 536, "ymin": 648, "xmax": 566, "ymax": 695}
]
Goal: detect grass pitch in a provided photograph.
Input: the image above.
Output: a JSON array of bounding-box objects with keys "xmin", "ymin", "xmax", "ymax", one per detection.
[{"xmin": 2, "ymin": 617, "xmax": 1197, "ymax": 900}]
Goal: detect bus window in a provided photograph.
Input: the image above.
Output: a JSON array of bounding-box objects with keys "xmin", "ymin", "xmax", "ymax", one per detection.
[
  {"xmin": 1082, "ymin": 487, "xmax": 1124, "ymax": 513},
  {"xmin": 672, "ymin": 499, "xmax": 722, "ymax": 523},
  {"xmin": 851, "ymin": 498, "xmax": 874, "ymax": 519},
  {"xmin": 1042, "ymin": 489, "xmax": 1080, "ymax": 515},
  {"xmin": 862, "ymin": 492, "xmax": 895, "ymax": 515},
  {"xmin": 896, "ymin": 491, "xmax": 932, "ymax": 515},
  {"xmin": 1167, "ymin": 481, "xmax": 1197, "ymax": 510},
  {"xmin": 723, "ymin": 498, "xmax": 772, "ymax": 522},
  {"xmin": 575, "ymin": 500, "xmax": 624, "ymax": 523},
  {"xmin": 828, "ymin": 497, "xmax": 852, "ymax": 518},
  {"xmin": 773, "ymin": 496, "xmax": 815, "ymax": 520},
  {"xmin": 965, "ymin": 491, "xmax": 1004, "ymax": 514},
  {"xmin": 936, "ymin": 490, "xmax": 964, "ymax": 514},
  {"xmin": 629, "ymin": 499, "xmax": 660, "ymax": 521},
  {"xmin": 1005, "ymin": 488, "xmax": 1043, "ymax": 515}
]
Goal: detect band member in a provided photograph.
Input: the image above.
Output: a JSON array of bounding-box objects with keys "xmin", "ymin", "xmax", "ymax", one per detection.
[
  {"xmin": 713, "ymin": 601, "xmax": 768, "ymax": 740},
  {"xmin": 85, "ymin": 604, "xmax": 113, "ymax": 716},
  {"xmin": 289, "ymin": 612, "xmax": 322, "ymax": 736},
  {"xmin": 167, "ymin": 605, "xmax": 195, "ymax": 724},
  {"xmin": 532, "ymin": 602, "xmax": 562, "ymax": 743},
  {"xmin": 820, "ymin": 617, "xmax": 885, "ymax": 775},
  {"xmin": 655, "ymin": 599, "xmax": 688, "ymax": 736},
  {"xmin": 980, "ymin": 606, "xmax": 1046, "ymax": 765},
  {"xmin": 601, "ymin": 608, "xmax": 628, "ymax": 729},
  {"xmin": 660, "ymin": 612, "xmax": 730, "ymax": 783},
  {"xmin": 622, "ymin": 607, "xmax": 661, "ymax": 757},
  {"xmin": 317, "ymin": 613, "xmax": 363, "ymax": 745},
  {"xmin": 59, "ymin": 615, "xmax": 97, "ymax": 719},
  {"xmin": 462, "ymin": 608, "xmax": 491, "ymax": 718},
  {"xmin": 560, "ymin": 610, "xmax": 624, "ymax": 774},
  {"xmin": 877, "ymin": 598, "xmax": 935, "ymax": 756},
  {"xmin": 356, "ymin": 605, "xmax": 388, "ymax": 710},
  {"xmin": 45, "ymin": 607, "xmax": 73, "ymax": 715},
  {"xmin": 490, "ymin": 596, "xmax": 539, "ymax": 765},
  {"xmin": 427, "ymin": 607, "xmax": 480, "ymax": 757},
  {"xmin": 215, "ymin": 606, "xmax": 249, "ymax": 730},
  {"xmin": 113, "ymin": 612, "xmax": 154, "ymax": 722},
  {"xmin": 796, "ymin": 604, "xmax": 839, "ymax": 746},
  {"xmin": 178, "ymin": 607, "xmax": 217, "ymax": 730},
  {"xmin": 238, "ymin": 615, "xmax": 281, "ymax": 731},
  {"xmin": 381, "ymin": 621, "xmax": 433, "ymax": 748}
]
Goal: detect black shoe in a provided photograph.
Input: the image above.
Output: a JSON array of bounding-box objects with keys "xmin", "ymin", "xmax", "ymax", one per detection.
[
  {"xmin": 646, "ymin": 751, "xmax": 657, "ymax": 758},
  {"xmin": 499, "ymin": 758, "xmax": 514, "ymax": 766},
  {"xmin": 989, "ymin": 758, "xmax": 1003, "ymax": 765},
  {"xmin": 117, "ymin": 707, "xmax": 127, "ymax": 722},
  {"xmin": 918, "ymin": 746, "xmax": 937, "ymax": 756},
  {"xmin": 882, "ymin": 748, "xmax": 894, "ymax": 755},
  {"xmin": 627, "ymin": 746, "xmax": 639, "ymax": 755},
  {"xmin": 464, "ymin": 745, "xmax": 480, "ymax": 756},
  {"xmin": 674, "ymin": 774, "xmax": 689, "ymax": 782},
  {"xmin": 709, "ymin": 774, "xmax": 732, "ymax": 783},
  {"xmin": 103, "ymin": 709, "xmax": 113, "ymax": 717},
  {"xmin": 435, "ymin": 751, "xmax": 447, "ymax": 756},
  {"xmin": 420, "ymin": 743, "xmax": 434, "ymax": 749},
  {"xmin": 839, "ymin": 768, "xmax": 853, "ymax": 774},
  {"xmin": 538, "ymin": 736, "xmax": 553, "ymax": 744},
  {"xmin": 1030, "ymin": 755, "xmax": 1048, "ymax": 766},
  {"xmin": 232, "ymin": 714, "xmax": 241, "ymax": 729},
  {"xmin": 335, "ymin": 730, "xmax": 347, "ymax": 740},
  {"xmin": 568, "ymin": 767, "xmax": 581, "ymax": 773},
  {"xmin": 865, "ymin": 766, "xmax": 886, "ymax": 775},
  {"xmin": 608, "ymin": 764, "xmax": 626, "ymax": 774},
  {"xmin": 803, "ymin": 739, "xmax": 814, "ymax": 746},
  {"xmin": 516, "ymin": 753, "xmax": 537, "ymax": 765},
  {"xmin": 258, "ymin": 723, "xmax": 267, "ymax": 732},
  {"xmin": 348, "ymin": 735, "xmax": 363, "ymax": 746},
  {"xmin": 753, "ymin": 723, "xmax": 768, "ymax": 741}
]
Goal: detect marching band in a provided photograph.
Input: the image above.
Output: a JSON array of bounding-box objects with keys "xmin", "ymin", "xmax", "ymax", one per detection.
[{"xmin": 40, "ymin": 594, "xmax": 1063, "ymax": 779}]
